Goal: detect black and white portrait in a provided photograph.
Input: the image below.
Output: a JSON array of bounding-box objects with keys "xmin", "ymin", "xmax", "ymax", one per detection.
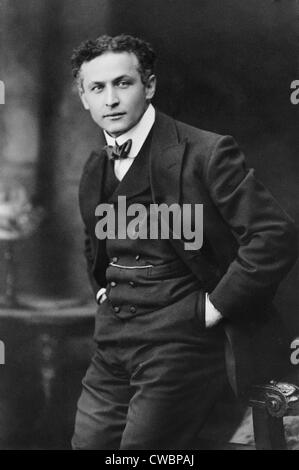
[{"xmin": 0, "ymin": 0, "xmax": 298, "ymax": 452}]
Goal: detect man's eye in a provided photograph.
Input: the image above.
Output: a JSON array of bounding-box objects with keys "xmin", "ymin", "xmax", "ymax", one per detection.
[
  {"xmin": 92, "ymin": 85, "xmax": 103, "ymax": 92},
  {"xmin": 118, "ymin": 81, "xmax": 130, "ymax": 88}
]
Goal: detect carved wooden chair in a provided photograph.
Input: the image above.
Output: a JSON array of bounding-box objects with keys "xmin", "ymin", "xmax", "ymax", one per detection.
[
  {"xmin": 249, "ymin": 380, "xmax": 299, "ymax": 449},
  {"xmin": 228, "ymin": 316, "xmax": 299, "ymax": 450},
  {"xmin": 199, "ymin": 318, "xmax": 299, "ymax": 450}
]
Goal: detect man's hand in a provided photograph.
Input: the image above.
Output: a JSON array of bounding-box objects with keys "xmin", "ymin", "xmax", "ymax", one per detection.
[
  {"xmin": 96, "ymin": 287, "xmax": 107, "ymax": 305},
  {"xmin": 205, "ymin": 294, "xmax": 223, "ymax": 328},
  {"xmin": 99, "ymin": 293, "xmax": 107, "ymax": 304}
]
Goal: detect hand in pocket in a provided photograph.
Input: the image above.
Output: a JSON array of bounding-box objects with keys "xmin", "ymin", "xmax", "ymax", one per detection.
[{"xmin": 205, "ymin": 294, "xmax": 223, "ymax": 328}]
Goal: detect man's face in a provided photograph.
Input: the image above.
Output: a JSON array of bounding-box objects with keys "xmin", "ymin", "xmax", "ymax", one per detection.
[{"xmin": 79, "ymin": 52, "xmax": 156, "ymax": 138}]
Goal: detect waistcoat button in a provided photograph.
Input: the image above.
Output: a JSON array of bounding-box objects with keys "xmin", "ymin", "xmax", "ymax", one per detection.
[
  {"xmin": 135, "ymin": 255, "xmax": 140, "ymax": 261},
  {"xmin": 129, "ymin": 281, "xmax": 135, "ymax": 287},
  {"xmin": 113, "ymin": 306, "xmax": 120, "ymax": 313},
  {"xmin": 112, "ymin": 257, "xmax": 118, "ymax": 263},
  {"xmin": 130, "ymin": 306, "xmax": 136, "ymax": 313},
  {"xmin": 110, "ymin": 281, "xmax": 117, "ymax": 287}
]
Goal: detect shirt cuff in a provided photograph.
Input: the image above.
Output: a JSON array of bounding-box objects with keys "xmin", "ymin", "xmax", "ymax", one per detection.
[
  {"xmin": 96, "ymin": 287, "xmax": 106, "ymax": 304},
  {"xmin": 205, "ymin": 293, "xmax": 222, "ymax": 318}
]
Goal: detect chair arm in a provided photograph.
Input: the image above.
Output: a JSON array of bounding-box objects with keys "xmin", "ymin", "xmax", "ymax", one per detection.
[
  {"xmin": 248, "ymin": 380, "xmax": 299, "ymax": 449},
  {"xmin": 249, "ymin": 380, "xmax": 299, "ymax": 418}
]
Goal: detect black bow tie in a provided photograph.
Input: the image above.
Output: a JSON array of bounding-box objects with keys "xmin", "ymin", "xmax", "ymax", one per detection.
[{"xmin": 104, "ymin": 139, "xmax": 132, "ymax": 161}]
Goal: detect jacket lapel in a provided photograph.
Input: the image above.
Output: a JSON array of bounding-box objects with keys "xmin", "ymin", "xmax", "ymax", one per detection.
[
  {"xmin": 149, "ymin": 112, "xmax": 187, "ymax": 205},
  {"xmin": 79, "ymin": 148, "xmax": 107, "ymax": 233},
  {"xmin": 78, "ymin": 139, "xmax": 108, "ymax": 276},
  {"xmin": 148, "ymin": 113, "xmax": 219, "ymax": 287}
]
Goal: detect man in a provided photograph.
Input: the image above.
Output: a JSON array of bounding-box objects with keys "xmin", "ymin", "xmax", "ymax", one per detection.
[{"xmin": 70, "ymin": 34, "xmax": 297, "ymax": 449}]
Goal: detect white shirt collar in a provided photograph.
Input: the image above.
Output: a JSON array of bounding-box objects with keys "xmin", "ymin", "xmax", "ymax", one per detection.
[{"xmin": 103, "ymin": 104, "xmax": 155, "ymax": 158}]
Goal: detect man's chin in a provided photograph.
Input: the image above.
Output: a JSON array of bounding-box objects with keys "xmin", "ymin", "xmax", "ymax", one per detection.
[{"xmin": 104, "ymin": 124, "xmax": 129, "ymax": 138}]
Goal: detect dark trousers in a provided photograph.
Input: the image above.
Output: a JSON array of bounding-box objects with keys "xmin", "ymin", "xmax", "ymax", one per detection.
[{"xmin": 72, "ymin": 291, "xmax": 227, "ymax": 450}]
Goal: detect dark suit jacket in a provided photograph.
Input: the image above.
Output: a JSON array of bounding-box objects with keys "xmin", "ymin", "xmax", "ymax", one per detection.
[{"xmin": 79, "ymin": 111, "xmax": 298, "ymax": 395}]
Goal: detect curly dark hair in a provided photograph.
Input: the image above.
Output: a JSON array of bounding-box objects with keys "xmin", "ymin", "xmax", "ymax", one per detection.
[{"xmin": 71, "ymin": 34, "xmax": 156, "ymax": 86}]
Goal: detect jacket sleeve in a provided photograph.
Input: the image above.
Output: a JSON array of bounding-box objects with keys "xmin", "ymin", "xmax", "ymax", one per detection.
[
  {"xmin": 206, "ymin": 135, "xmax": 298, "ymax": 319},
  {"xmin": 78, "ymin": 150, "xmax": 106, "ymax": 302},
  {"xmin": 83, "ymin": 226, "xmax": 101, "ymax": 300}
]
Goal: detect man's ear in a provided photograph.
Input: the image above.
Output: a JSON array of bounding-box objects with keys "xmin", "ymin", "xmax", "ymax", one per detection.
[
  {"xmin": 145, "ymin": 74, "xmax": 157, "ymax": 101},
  {"xmin": 79, "ymin": 86, "xmax": 90, "ymax": 110}
]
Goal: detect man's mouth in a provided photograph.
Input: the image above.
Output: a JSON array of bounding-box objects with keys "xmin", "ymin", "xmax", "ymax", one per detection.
[{"xmin": 104, "ymin": 112, "xmax": 126, "ymax": 119}]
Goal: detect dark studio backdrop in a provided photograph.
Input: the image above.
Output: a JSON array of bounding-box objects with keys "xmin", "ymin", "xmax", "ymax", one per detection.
[{"xmin": 0, "ymin": 0, "xmax": 298, "ymax": 448}]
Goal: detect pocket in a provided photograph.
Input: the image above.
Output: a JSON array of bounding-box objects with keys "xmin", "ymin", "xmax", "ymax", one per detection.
[{"xmin": 147, "ymin": 259, "xmax": 190, "ymax": 280}]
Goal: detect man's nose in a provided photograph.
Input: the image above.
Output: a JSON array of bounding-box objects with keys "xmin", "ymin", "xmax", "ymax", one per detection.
[{"xmin": 105, "ymin": 86, "xmax": 119, "ymax": 107}]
